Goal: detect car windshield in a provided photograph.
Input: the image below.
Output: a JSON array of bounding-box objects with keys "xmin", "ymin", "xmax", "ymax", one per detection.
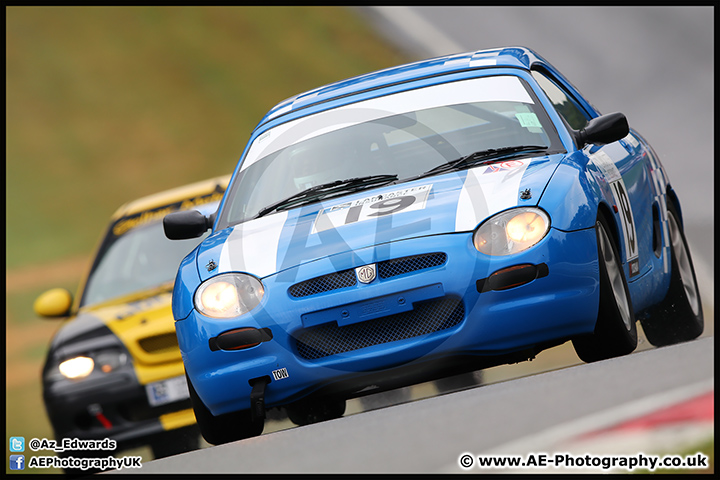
[
  {"xmin": 218, "ymin": 75, "xmax": 563, "ymax": 228},
  {"xmin": 81, "ymin": 220, "xmax": 207, "ymax": 307}
]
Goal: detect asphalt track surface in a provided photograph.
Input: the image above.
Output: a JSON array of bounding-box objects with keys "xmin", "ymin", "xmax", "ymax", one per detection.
[
  {"xmin": 119, "ymin": 338, "xmax": 713, "ymax": 474},
  {"xmin": 124, "ymin": 7, "xmax": 714, "ymax": 474}
]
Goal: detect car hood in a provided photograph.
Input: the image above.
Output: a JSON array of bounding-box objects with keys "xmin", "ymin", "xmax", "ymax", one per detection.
[{"xmin": 197, "ymin": 154, "xmax": 563, "ymax": 280}]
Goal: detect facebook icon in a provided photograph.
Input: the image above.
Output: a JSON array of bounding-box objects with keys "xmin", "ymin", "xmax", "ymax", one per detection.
[{"xmin": 9, "ymin": 455, "xmax": 25, "ymax": 470}]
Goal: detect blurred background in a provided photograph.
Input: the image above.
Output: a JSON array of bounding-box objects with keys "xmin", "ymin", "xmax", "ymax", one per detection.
[{"xmin": 6, "ymin": 6, "xmax": 713, "ymax": 474}]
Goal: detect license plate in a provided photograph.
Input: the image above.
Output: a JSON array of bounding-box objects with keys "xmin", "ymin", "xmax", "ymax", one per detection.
[{"xmin": 145, "ymin": 375, "xmax": 190, "ymax": 407}]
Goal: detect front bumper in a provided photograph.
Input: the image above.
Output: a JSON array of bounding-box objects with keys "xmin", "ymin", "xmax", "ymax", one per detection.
[
  {"xmin": 43, "ymin": 363, "xmax": 196, "ymax": 452},
  {"xmin": 177, "ymin": 227, "xmax": 600, "ymax": 416}
]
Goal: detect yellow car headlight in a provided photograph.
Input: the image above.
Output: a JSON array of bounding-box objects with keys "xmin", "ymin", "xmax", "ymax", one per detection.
[
  {"xmin": 473, "ymin": 207, "xmax": 550, "ymax": 255},
  {"xmin": 195, "ymin": 273, "xmax": 265, "ymax": 318},
  {"xmin": 58, "ymin": 356, "xmax": 95, "ymax": 379}
]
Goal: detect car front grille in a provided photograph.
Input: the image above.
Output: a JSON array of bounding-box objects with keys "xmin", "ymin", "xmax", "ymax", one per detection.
[
  {"xmin": 377, "ymin": 252, "xmax": 447, "ymax": 279},
  {"xmin": 288, "ymin": 269, "xmax": 357, "ymax": 298},
  {"xmin": 292, "ymin": 296, "xmax": 464, "ymax": 360},
  {"xmin": 138, "ymin": 332, "xmax": 179, "ymax": 354},
  {"xmin": 288, "ymin": 252, "xmax": 447, "ymax": 298}
]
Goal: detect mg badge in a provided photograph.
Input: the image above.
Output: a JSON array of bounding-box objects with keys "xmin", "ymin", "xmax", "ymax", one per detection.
[{"xmin": 356, "ymin": 264, "xmax": 377, "ymax": 284}]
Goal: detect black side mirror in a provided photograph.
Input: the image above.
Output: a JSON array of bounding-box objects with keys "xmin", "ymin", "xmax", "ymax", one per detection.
[
  {"xmin": 574, "ymin": 112, "xmax": 629, "ymax": 147},
  {"xmin": 164, "ymin": 210, "xmax": 213, "ymax": 240}
]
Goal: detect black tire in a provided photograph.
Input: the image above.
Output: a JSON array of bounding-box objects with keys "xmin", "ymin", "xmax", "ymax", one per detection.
[
  {"xmin": 286, "ymin": 397, "xmax": 346, "ymax": 426},
  {"xmin": 186, "ymin": 374, "xmax": 263, "ymax": 445},
  {"xmin": 573, "ymin": 213, "xmax": 637, "ymax": 362},
  {"xmin": 150, "ymin": 425, "xmax": 201, "ymax": 459},
  {"xmin": 434, "ymin": 370, "xmax": 483, "ymax": 394},
  {"xmin": 640, "ymin": 202, "xmax": 703, "ymax": 346}
]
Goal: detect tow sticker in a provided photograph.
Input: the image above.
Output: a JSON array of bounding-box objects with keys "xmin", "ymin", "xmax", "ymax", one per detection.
[
  {"xmin": 312, "ymin": 184, "xmax": 432, "ymax": 234},
  {"xmin": 272, "ymin": 367, "xmax": 289, "ymax": 381}
]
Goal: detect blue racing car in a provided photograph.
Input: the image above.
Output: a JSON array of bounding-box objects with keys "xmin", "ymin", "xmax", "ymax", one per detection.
[{"xmin": 164, "ymin": 46, "xmax": 703, "ymax": 445}]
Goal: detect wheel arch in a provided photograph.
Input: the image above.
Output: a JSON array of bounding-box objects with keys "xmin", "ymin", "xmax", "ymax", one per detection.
[
  {"xmin": 665, "ymin": 186, "xmax": 683, "ymax": 230},
  {"xmin": 596, "ymin": 202, "xmax": 622, "ymax": 252}
]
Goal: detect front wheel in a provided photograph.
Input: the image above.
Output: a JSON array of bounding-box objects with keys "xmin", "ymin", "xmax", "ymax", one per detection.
[
  {"xmin": 187, "ymin": 374, "xmax": 263, "ymax": 445},
  {"xmin": 573, "ymin": 214, "xmax": 637, "ymax": 362},
  {"xmin": 640, "ymin": 202, "xmax": 703, "ymax": 346}
]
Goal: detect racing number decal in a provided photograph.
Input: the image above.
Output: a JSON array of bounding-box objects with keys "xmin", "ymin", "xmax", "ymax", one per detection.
[
  {"xmin": 367, "ymin": 196, "xmax": 417, "ymax": 216},
  {"xmin": 312, "ymin": 184, "xmax": 432, "ymax": 234},
  {"xmin": 610, "ymin": 179, "xmax": 639, "ymax": 276},
  {"xmin": 342, "ymin": 195, "xmax": 417, "ymax": 224},
  {"xmin": 611, "ymin": 180, "xmax": 637, "ymax": 258},
  {"xmin": 591, "ymin": 149, "xmax": 639, "ymax": 277}
]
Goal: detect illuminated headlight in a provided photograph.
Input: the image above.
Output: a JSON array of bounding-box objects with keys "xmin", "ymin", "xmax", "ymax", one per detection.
[
  {"xmin": 58, "ymin": 356, "xmax": 95, "ymax": 379},
  {"xmin": 195, "ymin": 273, "xmax": 265, "ymax": 318},
  {"xmin": 473, "ymin": 207, "xmax": 550, "ymax": 256},
  {"xmin": 56, "ymin": 351, "xmax": 128, "ymax": 380}
]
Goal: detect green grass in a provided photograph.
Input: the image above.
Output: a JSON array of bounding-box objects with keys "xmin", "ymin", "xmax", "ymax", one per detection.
[{"xmin": 6, "ymin": 6, "xmax": 406, "ymax": 270}]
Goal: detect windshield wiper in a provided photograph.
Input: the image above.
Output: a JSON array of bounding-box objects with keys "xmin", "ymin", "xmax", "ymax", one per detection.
[
  {"xmin": 412, "ymin": 145, "xmax": 549, "ymax": 180},
  {"xmin": 255, "ymin": 174, "xmax": 398, "ymax": 218}
]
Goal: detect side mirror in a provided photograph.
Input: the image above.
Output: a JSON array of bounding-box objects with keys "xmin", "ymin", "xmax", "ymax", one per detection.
[
  {"xmin": 34, "ymin": 288, "xmax": 73, "ymax": 318},
  {"xmin": 574, "ymin": 112, "xmax": 629, "ymax": 147},
  {"xmin": 164, "ymin": 210, "xmax": 214, "ymax": 240}
]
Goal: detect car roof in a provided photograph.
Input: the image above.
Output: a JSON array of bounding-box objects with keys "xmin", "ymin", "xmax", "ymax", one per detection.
[
  {"xmin": 259, "ymin": 46, "xmax": 545, "ymax": 128},
  {"xmin": 110, "ymin": 174, "xmax": 230, "ymax": 220}
]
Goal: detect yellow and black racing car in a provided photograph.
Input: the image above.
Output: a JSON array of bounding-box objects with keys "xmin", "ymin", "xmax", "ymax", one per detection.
[{"xmin": 34, "ymin": 175, "xmax": 229, "ymax": 461}]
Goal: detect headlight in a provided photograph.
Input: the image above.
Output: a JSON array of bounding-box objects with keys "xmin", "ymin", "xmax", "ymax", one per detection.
[
  {"xmin": 55, "ymin": 350, "xmax": 129, "ymax": 380},
  {"xmin": 195, "ymin": 273, "xmax": 265, "ymax": 318},
  {"xmin": 58, "ymin": 356, "xmax": 95, "ymax": 379},
  {"xmin": 473, "ymin": 207, "xmax": 550, "ymax": 256}
]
